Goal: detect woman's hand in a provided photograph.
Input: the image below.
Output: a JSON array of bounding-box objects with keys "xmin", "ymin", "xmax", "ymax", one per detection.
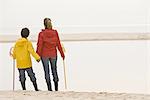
[{"xmin": 62, "ymin": 55, "xmax": 65, "ymax": 60}]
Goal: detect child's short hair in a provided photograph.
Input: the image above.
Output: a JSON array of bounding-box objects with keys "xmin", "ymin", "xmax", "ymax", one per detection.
[{"xmin": 21, "ymin": 28, "xmax": 29, "ymax": 38}]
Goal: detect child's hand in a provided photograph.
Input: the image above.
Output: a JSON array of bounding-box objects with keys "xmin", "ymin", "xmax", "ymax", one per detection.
[
  {"xmin": 9, "ymin": 52, "xmax": 13, "ymax": 57},
  {"xmin": 36, "ymin": 59, "xmax": 40, "ymax": 62},
  {"xmin": 9, "ymin": 47, "xmax": 14, "ymax": 57}
]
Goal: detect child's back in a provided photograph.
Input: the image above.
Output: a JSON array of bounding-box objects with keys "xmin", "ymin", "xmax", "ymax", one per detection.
[{"xmin": 13, "ymin": 38, "xmax": 40, "ymax": 69}]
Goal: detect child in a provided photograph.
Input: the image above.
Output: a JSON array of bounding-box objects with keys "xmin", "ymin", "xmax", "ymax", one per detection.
[{"xmin": 11, "ymin": 28, "xmax": 40, "ymax": 91}]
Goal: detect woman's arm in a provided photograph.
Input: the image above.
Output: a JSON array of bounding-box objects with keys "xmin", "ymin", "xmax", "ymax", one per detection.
[
  {"xmin": 36, "ymin": 32, "xmax": 43, "ymax": 56},
  {"xmin": 56, "ymin": 31, "xmax": 65, "ymax": 60}
]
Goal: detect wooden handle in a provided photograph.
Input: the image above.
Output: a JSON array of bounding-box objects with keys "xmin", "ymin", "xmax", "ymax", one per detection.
[{"xmin": 63, "ymin": 60, "xmax": 67, "ymax": 90}]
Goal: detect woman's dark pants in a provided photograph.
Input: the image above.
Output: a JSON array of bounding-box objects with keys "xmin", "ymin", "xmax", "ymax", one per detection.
[{"xmin": 41, "ymin": 57, "xmax": 59, "ymax": 91}]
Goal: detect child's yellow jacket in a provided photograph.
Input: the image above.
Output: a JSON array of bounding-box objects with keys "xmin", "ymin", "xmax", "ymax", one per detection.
[{"xmin": 12, "ymin": 38, "xmax": 40, "ymax": 69}]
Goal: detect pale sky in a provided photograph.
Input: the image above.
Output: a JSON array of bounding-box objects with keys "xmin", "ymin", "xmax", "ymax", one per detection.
[{"xmin": 0, "ymin": 0, "xmax": 148, "ymax": 34}]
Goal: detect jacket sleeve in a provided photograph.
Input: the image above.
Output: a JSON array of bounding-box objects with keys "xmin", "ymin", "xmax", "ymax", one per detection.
[
  {"xmin": 56, "ymin": 30, "xmax": 65, "ymax": 58},
  {"xmin": 28, "ymin": 41, "xmax": 40, "ymax": 60},
  {"xmin": 12, "ymin": 46, "xmax": 16, "ymax": 59},
  {"xmin": 36, "ymin": 32, "xmax": 43, "ymax": 56}
]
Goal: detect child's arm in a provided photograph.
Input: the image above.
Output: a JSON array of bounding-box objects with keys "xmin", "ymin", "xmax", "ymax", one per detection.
[
  {"xmin": 12, "ymin": 47, "xmax": 16, "ymax": 59},
  {"xmin": 10, "ymin": 46, "xmax": 16, "ymax": 59},
  {"xmin": 28, "ymin": 41, "xmax": 40, "ymax": 61}
]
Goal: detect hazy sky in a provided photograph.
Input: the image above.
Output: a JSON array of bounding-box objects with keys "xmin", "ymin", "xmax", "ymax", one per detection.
[{"xmin": 0, "ymin": 0, "xmax": 148, "ymax": 34}]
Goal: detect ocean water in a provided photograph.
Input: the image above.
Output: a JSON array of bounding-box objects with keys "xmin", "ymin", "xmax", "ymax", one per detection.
[{"xmin": 0, "ymin": 40, "xmax": 149, "ymax": 94}]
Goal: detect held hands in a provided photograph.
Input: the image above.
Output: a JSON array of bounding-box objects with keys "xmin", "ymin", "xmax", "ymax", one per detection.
[{"xmin": 36, "ymin": 59, "xmax": 41, "ymax": 62}]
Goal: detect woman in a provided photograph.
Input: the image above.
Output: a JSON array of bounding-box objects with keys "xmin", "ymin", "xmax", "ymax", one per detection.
[{"xmin": 36, "ymin": 18, "xmax": 65, "ymax": 91}]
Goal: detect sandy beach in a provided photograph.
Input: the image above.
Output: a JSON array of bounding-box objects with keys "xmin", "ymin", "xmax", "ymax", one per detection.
[{"xmin": 0, "ymin": 91, "xmax": 149, "ymax": 100}]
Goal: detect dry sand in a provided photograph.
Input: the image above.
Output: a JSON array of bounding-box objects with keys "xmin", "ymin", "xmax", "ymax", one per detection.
[{"xmin": 0, "ymin": 91, "xmax": 150, "ymax": 100}]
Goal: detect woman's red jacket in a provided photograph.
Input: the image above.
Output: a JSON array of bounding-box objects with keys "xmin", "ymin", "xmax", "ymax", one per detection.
[{"xmin": 36, "ymin": 29, "xmax": 65, "ymax": 58}]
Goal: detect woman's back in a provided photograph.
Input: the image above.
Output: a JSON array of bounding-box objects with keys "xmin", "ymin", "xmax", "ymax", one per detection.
[
  {"xmin": 37, "ymin": 29, "xmax": 64, "ymax": 58},
  {"xmin": 42, "ymin": 29, "xmax": 58, "ymax": 48}
]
